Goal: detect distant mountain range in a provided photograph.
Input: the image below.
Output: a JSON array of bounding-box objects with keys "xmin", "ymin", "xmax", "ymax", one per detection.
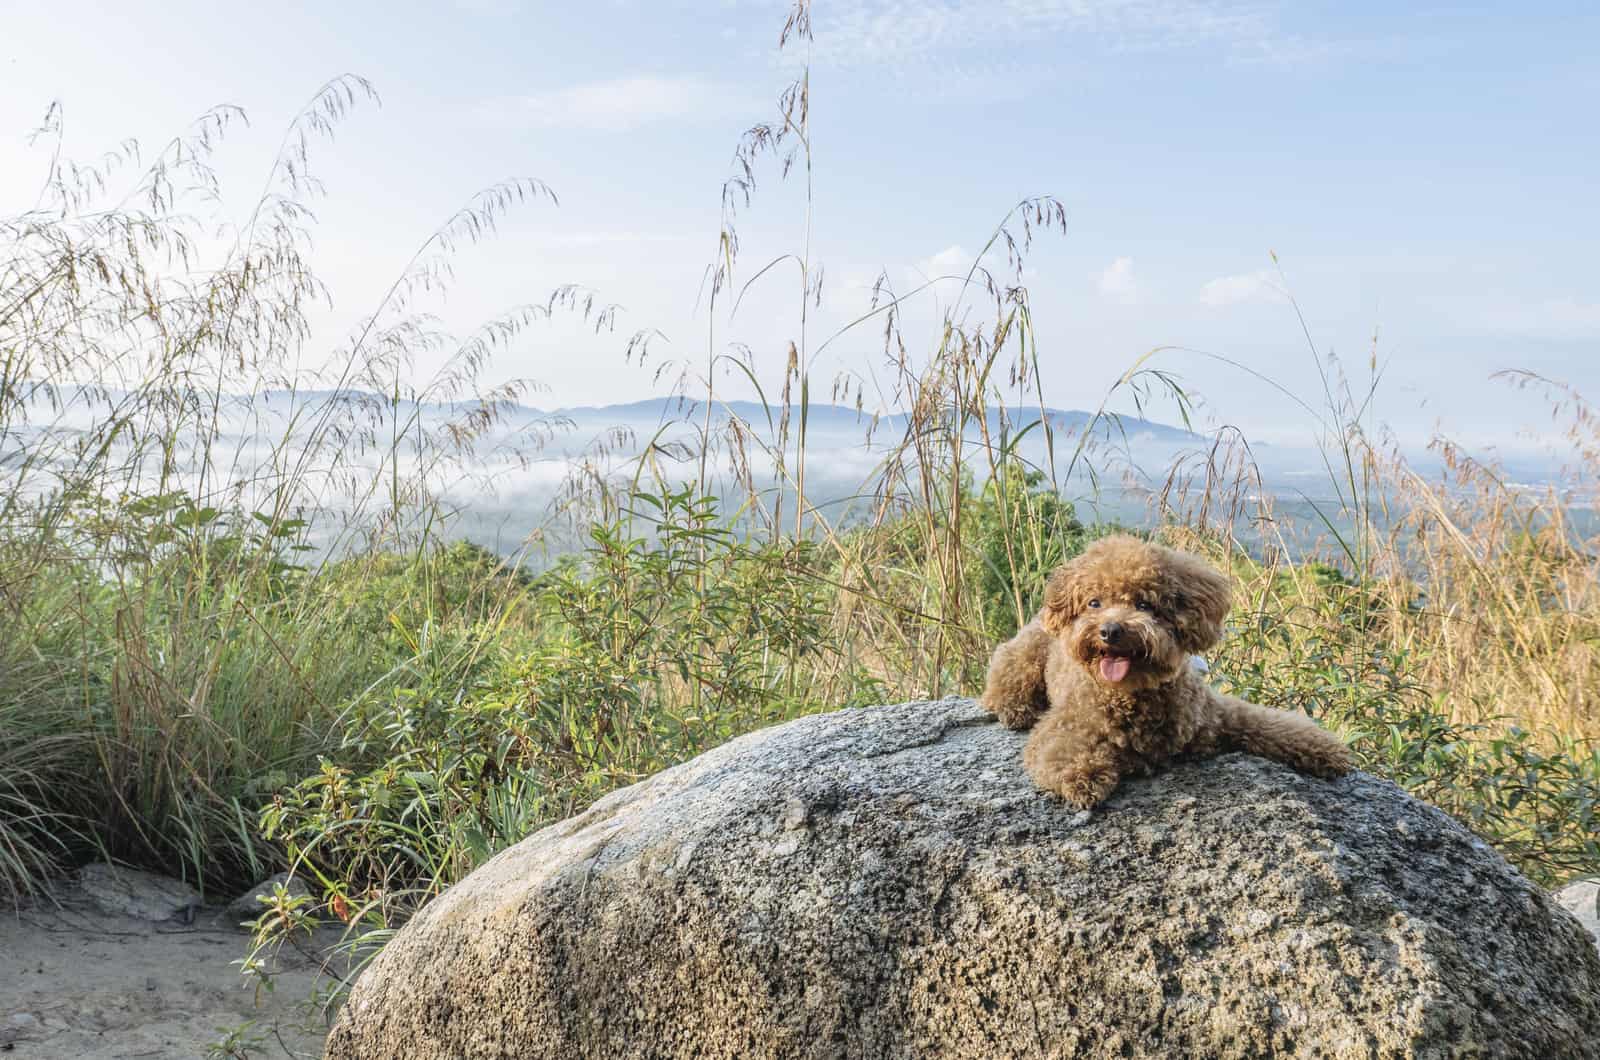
[
  {"xmin": 404, "ymin": 395, "xmax": 1202, "ymax": 445},
  {"xmin": 27, "ymin": 384, "xmax": 1202, "ymax": 446}
]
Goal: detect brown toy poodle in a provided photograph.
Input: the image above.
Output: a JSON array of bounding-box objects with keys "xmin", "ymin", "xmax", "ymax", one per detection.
[{"xmin": 981, "ymin": 534, "xmax": 1353, "ymax": 809}]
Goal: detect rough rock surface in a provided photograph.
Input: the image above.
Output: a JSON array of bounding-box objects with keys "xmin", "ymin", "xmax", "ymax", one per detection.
[
  {"xmin": 327, "ymin": 698, "xmax": 1600, "ymax": 1059},
  {"xmin": 1556, "ymin": 878, "xmax": 1600, "ymax": 954},
  {"xmin": 77, "ymin": 862, "xmax": 203, "ymax": 924}
]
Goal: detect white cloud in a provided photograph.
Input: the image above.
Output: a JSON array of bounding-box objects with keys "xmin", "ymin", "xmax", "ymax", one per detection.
[
  {"xmin": 835, "ymin": 263, "xmax": 891, "ymax": 294},
  {"xmin": 918, "ymin": 245, "xmax": 971, "ymax": 275},
  {"xmin": 1197, "ymin": 270, "xmax": 1280, "ymax": 307},
  {"xmin": 474, "ymin": 76, "xmax": 752, "ymax": 132},
  {"xmin": 896, "ymin": 246, "xmax": 978, "ymax": 304},
  {"xmin": 1097, "ymin": 257, "xmax": 1138, "ymax": 304}
]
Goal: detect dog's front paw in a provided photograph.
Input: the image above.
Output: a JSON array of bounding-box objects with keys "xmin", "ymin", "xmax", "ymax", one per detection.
[
  {"xmin": 983, "ymin": 695, "xmax": 1037, "ymax": 731},
  {"xmin": 1052, "ymin": 769, "xmax": 1121, "ymax": 810}
]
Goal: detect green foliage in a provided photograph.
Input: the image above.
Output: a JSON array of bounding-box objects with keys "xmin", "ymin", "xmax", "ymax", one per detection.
[
  {"xmin": 256, "ymin": 484, "xmax": 856, "ymax": 944},
  {"xmin": 529, "ymin": 486, "xmax": 839, "ymax": 774},
  {"xmin": 970, "ymin": 460, "xmax": 1086, "ymax": 638},
  {"xmin": 1357, "ymin": 708, "xmax": 1600, "ymax": 885},
  {"xmin": 0, "ymin": 703, "xmax": 84, "ymax": 905},
  {"xmin": 1216, "ymin": 578, "xmax": 1600, "ymax": 886},
  {"xmin": 316, "ymin": 540, "xmax": 535, "ymax": 644},
  {"xmin": 0, "ymin": 528, "xmax": 528, "ymax": 897},
  {"xmin": 261, "ymin": 622, "xmax": 524, "ymax": 914}
]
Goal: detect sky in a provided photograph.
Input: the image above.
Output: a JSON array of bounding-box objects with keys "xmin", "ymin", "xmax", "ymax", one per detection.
[{"xmin": 2, "ymin": 0, "xmax": 1596, "ymax": 452}]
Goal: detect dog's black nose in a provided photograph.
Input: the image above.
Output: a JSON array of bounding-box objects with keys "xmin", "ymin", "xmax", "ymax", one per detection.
[{"xmin": 1099, "ymin": 622, "xmax": 1125, "ymax": 645}]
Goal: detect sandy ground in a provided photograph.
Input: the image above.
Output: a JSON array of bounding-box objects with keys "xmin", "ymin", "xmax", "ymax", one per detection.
[{"xmin": 1, "ymin": 896, "xmax": 351, "ymax": 1059}]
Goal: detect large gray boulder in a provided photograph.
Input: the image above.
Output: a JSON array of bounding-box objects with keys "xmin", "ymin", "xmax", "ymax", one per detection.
[
  {"xmin": 327, "ymin": 698, "xmax": 1600, "ymax": 1059},
  {"xmin": 1557, "ymin": 878, "xmax": 1600, "ymax": 954}
]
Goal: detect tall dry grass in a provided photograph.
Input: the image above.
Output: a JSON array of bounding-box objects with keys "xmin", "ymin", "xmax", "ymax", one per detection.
[
  {"xmin": 0, "ymin": 76, "xmax": 595, "ymax": 897},
  {"xmin": 1148, "ymin": 351, "xmax": 1600, "ymax": 743}
]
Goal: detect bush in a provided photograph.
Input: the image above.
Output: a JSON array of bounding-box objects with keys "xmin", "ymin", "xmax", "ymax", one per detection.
[
  {"xmin": 970, "ymin": 461, "xmax": 1086, "ymax": 639},
  {"xmin": 1215, "ymin": 570, "xmax": 1600, "ymax": 886},
  {"xmin": 258, "ymin": 484, "xmax": 868, "ymax": 942}
]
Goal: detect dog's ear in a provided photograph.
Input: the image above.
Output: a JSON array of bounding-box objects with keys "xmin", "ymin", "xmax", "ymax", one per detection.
[
  {"xmin": 1165, "ymin": 552, "xmax": 1232, "ymax": 653},
  {"xmin": 1039, "ymin": 558, "xmax": 1088, "ymax": 634}
]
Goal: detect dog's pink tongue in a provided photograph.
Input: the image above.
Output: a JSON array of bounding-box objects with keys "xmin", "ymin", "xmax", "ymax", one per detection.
[{"xmin": 1100, "ymin": 656, "xmax": 1132, "ymax": 682}]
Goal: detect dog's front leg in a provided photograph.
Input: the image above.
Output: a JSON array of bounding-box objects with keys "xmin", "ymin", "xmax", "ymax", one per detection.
[
  {"xmin": 979, "ymin": 621, "xmax": 1056, "ymax": 730},
  {"xmin": 1021, "ymin": 712, "xmax": 1127, "ymax": 809}
]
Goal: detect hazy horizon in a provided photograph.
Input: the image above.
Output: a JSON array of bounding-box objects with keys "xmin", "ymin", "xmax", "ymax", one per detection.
[{"xmin": 11, "ymin": 384, "xmax": 1592, "ymax": 569}]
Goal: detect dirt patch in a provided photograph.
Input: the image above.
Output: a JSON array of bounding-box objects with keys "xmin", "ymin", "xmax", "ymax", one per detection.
[{"xmin": 1, "ymin": 892, "xmax": 351, "ymax": 1059}]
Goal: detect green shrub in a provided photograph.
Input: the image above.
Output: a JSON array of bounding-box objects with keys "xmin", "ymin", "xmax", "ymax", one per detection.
[
  {"xmin": 1216, "ymin": 576, "xmax": 1600, "ymax": 886},
  {"xmin": 258, "ymin": 484, "xmax": 866, "ymax": 943},
  {"xmin": 970, "ymin": 461, "xmax": 1086, "ymax": 639}
]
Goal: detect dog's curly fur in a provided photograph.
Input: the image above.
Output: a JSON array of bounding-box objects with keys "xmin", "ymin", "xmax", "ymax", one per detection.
[{"xmin": 981, "ymin": 534, "xmax": 1353, "ymax": 808}]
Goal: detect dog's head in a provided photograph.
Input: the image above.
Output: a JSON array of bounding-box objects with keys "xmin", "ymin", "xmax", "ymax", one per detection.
[{"xmin": 1039, "ymin": 535, "xmax": 1231, "ymax": 689}]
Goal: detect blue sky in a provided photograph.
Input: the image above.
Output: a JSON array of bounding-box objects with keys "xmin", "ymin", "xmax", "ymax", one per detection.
[{"xmin": 2, "ymin": 0, "xmax": 1596, "ymax": 449}]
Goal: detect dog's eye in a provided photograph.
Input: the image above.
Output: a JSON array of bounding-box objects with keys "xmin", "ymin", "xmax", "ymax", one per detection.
[
  {"xmin": 1136, "ymin": 600, "xmax": 1153, "ymax": 612},
  {"xmin": 1087, "ymin": 598, "xmax": 1101, "ymax": 609}
]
